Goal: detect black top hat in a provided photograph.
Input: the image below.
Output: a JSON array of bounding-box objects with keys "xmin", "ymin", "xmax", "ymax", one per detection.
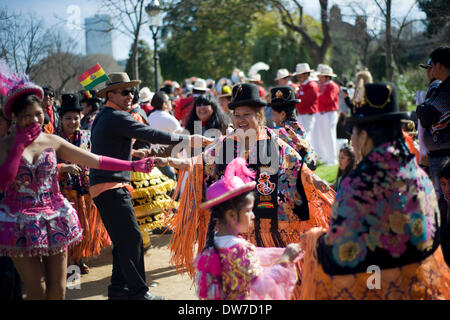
[
  {"xmin": 228, "ymin": 83, "xmax": 267, "ymax": 110},
  {"xmin": 347, "ymin": 82, "xmax": 409, "ymax": 124},
  {"xmin": 267, "ymin": 86, "xmax": 300, "ymax": 108},
  {"xmin": 59, "ymin": 93, "xmax": 83, "ymax": 116}
]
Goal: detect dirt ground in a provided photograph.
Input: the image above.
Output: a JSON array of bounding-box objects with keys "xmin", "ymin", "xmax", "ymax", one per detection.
[{"xmin": 65, "ymin": 233, "xmax": 198, "ymax": 300}]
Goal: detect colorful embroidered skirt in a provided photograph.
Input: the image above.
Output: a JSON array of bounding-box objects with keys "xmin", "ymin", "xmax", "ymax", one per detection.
[{"xmin": 0, "ymin": 195, "xmax": 83, "ymax": 258}]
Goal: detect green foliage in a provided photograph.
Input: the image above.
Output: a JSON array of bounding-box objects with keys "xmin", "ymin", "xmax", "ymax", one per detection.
[
  {"xmin": 395, "ymin": 69, "xmax": 428, "ymax": 111},
  {"xmin": 417, "ymin": 0, "xmax": 450, "ymax": 37},
  {"xmin": 125, "ymin": 40, "xmax": 161, "ymax": 91},
  {"xmin": 159, "ymin": 0, "xmax": 266, "ymax": 81}
]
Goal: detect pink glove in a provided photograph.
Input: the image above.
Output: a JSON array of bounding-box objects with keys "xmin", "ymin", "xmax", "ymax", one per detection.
[
  {"xmin": 98, "ymin": 156, "xmax": 155, "ymax": 173},
  {"xmin": 0, "ymin": 122, "xmax": 42, "ymax": 191}
]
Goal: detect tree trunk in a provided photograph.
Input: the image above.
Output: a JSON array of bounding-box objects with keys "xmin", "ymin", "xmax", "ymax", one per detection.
[
  {"xmin": 385, "ymin": 0, "xmax": 393, "ymax": 82},
  {"xmin": 131, "ymin": 38, "xmax": 139, "ymax": 82}
]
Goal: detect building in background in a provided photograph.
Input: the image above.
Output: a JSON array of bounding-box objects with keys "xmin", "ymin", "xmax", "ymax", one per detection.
[{"xmin": 85, "ymin": 14, "xmax": 114, "ymax": 57}]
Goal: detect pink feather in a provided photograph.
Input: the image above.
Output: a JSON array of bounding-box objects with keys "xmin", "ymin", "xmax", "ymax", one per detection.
[
  {"xmin": 223, "ymin": 157, "xmax": 256, "ymax": 189},
  {"xmin": 0, "ymin": 59, "xmax": 33, "ymax": 97}
]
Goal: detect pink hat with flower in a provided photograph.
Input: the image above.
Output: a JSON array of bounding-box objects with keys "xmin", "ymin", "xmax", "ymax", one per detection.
[
  {"xmin": 0, "ymin": 59, "xmax": 43, "ymax": 120},
  {"xmin": 200, "ymin": 157, "xmax": 256, "ymax": 210}
]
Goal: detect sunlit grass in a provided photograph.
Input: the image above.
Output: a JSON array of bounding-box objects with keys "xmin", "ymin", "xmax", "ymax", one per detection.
[{"xmin": 315, "ymin": 163, "xmax": 338, "ymax": 185}]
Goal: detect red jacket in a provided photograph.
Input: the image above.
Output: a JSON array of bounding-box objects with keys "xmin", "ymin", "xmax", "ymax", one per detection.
[
  {"xmin": 295, "ymin": 79, "xmax": 319, "ymax": 115},
  {"xmin": 318, "ymin": 81, "xmax": 340, "ymax": 113}
]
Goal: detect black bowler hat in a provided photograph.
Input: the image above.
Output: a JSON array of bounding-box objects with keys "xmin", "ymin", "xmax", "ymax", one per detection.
[
  {"xmin": 267, "ymin": 86, "xmax": 300, "ymax": 108},
  {"xmin": 228, "ymin": 83, "xmax": 267, "ymax": 110},
  {"xmin": 59, "ymin": 93, "xmax": 83, "ymax": 116},
  {"xmin": 347, "ymin": 82, "xmax": 409, "ymax": 124}
]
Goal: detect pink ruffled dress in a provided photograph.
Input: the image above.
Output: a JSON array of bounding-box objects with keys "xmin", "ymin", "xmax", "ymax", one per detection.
[
  {"xmin": 0, "ymin": 148, "xmax": 83, "ymax": 257},
  {"xmin": 195, "ymin": 235, "xmax": 299, "ymax": 300}
]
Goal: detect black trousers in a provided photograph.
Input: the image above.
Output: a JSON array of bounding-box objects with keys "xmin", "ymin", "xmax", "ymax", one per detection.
[{"xmin": 93, "ymin": 187, "xmax": 148, "ymax": 296}]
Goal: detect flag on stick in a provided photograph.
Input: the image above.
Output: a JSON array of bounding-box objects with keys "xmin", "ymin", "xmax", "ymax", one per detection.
[{"xmin": 78, "ymin": 64, "xmax": 108, "ymax": 91}]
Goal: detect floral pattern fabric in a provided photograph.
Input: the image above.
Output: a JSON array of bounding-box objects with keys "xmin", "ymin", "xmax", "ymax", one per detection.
[
  {"xmin": 275, "ymin": 120, "xmax": 317, "ymax": 171},
  {"xmin": 57, "ymin": 129, "xmax": 91, "ymax": 194},
  {"xmin": 317, "ymin": 139, "xmax": 441, "ymax": 274}
]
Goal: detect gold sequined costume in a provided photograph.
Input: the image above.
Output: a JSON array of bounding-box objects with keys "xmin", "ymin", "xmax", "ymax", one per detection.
[{"xmin": 130, "ymin": 168, "xmax": 177, "ymax": 249}]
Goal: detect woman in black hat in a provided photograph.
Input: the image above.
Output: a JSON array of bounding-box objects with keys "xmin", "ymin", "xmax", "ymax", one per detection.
[
  {"xmin": 268, "ymin": 86, "xmax": 317, "ymax": 171},
  {"xmin": 298, "ymin": 82, "xmax": 450, "ymax": 300},
  {"xmin": 169, "ymin": 83, "xmax": 335, "ymax": 299},
  {"xmin": 56, "ymin": 93, "xmax": 111, "ymax": 275}
]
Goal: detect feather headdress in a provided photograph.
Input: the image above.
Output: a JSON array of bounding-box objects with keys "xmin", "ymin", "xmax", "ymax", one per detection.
[{"xmin": 0, "ymin": 59, "xmax": 43, "ymax": 119}]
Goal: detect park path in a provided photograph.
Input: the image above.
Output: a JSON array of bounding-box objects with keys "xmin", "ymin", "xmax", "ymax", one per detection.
[{"xmin": 65, "ymin": 233, "xmax": 198, "ymax": 300}]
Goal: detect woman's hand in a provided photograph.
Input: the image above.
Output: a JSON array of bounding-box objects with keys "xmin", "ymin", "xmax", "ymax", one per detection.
[
  {"xmin": 312, "ymin": 175, "xmax": 331, "ymax": 192},
  {"xmin": 61, "ymin": 164, "xmax": 83, "ymax": 176},
  {"xmin": 278, "ymin": 243, "xmax": 302, "ymax": 263},
  {"xmin": 12, "ymin": 122, "xmax": 42, "ymax": 148},
  {"xmin": 168, "ymin": 157, "xmax": 192, "ymax": 171},
  {"xmin": 296, "ymin": 138, "xmax": 310, "ymax": 153}
]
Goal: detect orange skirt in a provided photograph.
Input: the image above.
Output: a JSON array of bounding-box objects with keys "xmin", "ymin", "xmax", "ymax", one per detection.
[
  {"xmin": 299, "ymin": 229, "xmax": 450, "ymax": 300},
  {"xmin": 62, "ymin": 189, "xmax": 112, "ymax": 262}
]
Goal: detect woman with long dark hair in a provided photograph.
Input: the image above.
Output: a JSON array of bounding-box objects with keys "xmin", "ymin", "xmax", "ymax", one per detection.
[{"xmin": 184, "ymin": 93, "xmax": 232, "ymax": 136}]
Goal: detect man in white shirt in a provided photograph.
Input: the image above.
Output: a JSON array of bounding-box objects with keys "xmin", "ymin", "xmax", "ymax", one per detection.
[
  {"xmin": 147, "ymin": 91, "xmax": 183, "ymax": 133},
  {"xmin": 147, "ymin": 91, "xmax": 183, "ymax": 180}
]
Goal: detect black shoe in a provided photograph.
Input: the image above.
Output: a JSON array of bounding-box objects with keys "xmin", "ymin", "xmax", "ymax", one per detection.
[
  {"xmin": 108, "ymin": 286, "xmax": 129, "ymax": 300},
  {"xmin": 129, "ymin": 291, "xmax": 166, "ymax": 300}
]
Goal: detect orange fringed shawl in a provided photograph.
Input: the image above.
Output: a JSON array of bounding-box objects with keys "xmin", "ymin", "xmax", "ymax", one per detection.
[
  {"xmin": 167, "ymin": 155, "xmax": 210, "ymax": 277},
  {"xmin": 299, "ymin": 229, "xmax": 450, "ymax": 300},
  {"xmin": 167, "ymin": 154, "xmax": 336, "ymax": 280}
]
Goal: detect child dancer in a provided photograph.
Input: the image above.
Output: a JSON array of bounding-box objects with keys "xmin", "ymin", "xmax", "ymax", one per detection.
[{"xmin": 195, "ymin": 157, "xmax": 302, "ymax": 300}]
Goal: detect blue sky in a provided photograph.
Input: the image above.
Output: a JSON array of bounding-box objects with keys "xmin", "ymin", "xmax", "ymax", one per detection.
[{"xmin": 2, "ymin": 0, "xmax": 425, "ymax": 61}]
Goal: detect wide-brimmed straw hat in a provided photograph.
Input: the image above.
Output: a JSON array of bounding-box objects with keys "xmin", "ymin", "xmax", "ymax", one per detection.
[
  {"xmin": 317, "ymin": 65, "xmax": 337, "ymax": 77},
  {"xmin": 193, "ymin": 78, "xmax": 208, "ymax": 92},
  {"xmin": 96, "ymin": 72, "xmax": 141, "ymax": 98},
  {"xmin": 274, "ymin": 68, "xmax": 291, "ymax": 81},
  {"xmin": 139, "ymin": 87, "xmax": 153, "ymax": 102},
  {"xmin": 292, "ymin": 63, "xmax": 315, "ymax": 76},
  {"xmin": 200, "ymin": 157, "xmax": 256, "ymax": 210}
]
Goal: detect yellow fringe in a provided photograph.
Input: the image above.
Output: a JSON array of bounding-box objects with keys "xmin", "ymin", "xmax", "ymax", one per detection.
[
  {"xmin": 134, "ymin": 199, "xmax": 178, "ymax": 217},
  {"xmin": 132, "ymin": 180, "xmax": 176, "ymax": 199}
]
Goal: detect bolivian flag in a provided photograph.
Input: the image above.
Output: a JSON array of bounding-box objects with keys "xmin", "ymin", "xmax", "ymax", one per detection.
[{"xmin": 78, "ymin": 64, "xmax": 108, "ymax": 91}]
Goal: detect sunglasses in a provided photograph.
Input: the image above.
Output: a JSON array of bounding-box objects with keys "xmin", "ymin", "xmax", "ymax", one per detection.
[
  {"xmin": 44, "ymin": 92, "xmax": 55, "ymax": 98},
  {"xmin": 117, "ymin": 89, "xmax": 135, "ymax": 96}
]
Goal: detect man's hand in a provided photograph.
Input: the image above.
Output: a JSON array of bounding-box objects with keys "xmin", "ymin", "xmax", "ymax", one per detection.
[
  {"xmin": 133, "ymin": 149, "xmax": 149, "ymax": 159},
  {"xmin": 189, "ymin": 135, "xmax": 214, "ymax": 148}
]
